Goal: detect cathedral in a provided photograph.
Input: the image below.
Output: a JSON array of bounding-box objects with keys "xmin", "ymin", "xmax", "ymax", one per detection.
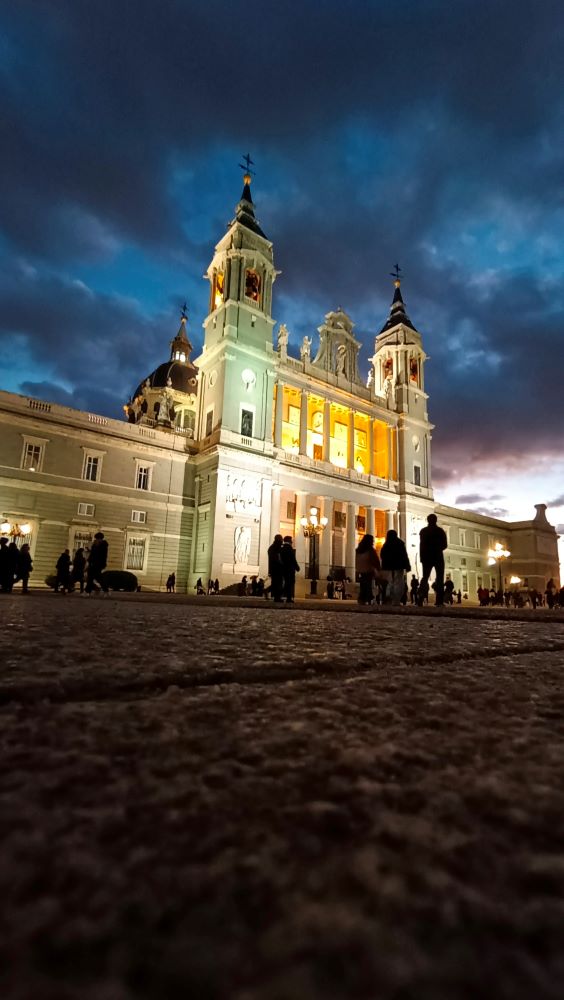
[{"xmin": 0, "ymin": 169, "xmax": 560, "ymax": 596}]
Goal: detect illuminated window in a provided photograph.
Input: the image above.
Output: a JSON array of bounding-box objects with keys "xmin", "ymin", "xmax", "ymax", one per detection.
[
  {"xmin": 245, "ymin": 269, "xmax": 261, "ymax": 302},
  {"xmin": 23, "ymin": 443, "xmax": 42, "ymax": 471},
  {"xmin": 410, "ymin": 358, "xmax": 419, "ymax": 384},
  {"xmin": 330, "ymin": 419, "xmax": 347, "ymax": 468},
  {"xmin": 212, "ymin": 271, "xmax": 225, "ymax": 310},
  {"xmin": 21, "ymin": 438, "xmax": 46, "ymax": 472},
  {"xmin": 286, "ymin": 501, "xmax": 296, "ymax": 520},
  {"xmin": 373, "ymin": 421, "xmax": 389, "ymax": 478}
]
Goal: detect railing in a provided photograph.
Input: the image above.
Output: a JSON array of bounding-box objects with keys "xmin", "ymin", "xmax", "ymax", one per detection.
[
  {"xmin": 241, "ymin": 436, "xmax": 253, "ymax": 447},
  {"xmin": 88, "ymin": 413, "xmax": 109, "ymax": 426},
  {"xmin": 28, "ymin": 398, "xmax": 51, "ymax": 413}
]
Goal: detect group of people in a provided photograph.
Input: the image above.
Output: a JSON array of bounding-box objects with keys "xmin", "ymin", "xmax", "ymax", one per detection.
[
  {"xmin": 54, "ymin": 532, "xmax": 109, "ymax": 596},
  {"xmin": 195, "ymin": 577, "xmax": 220, "ymax": 595},
  {"xmin": 0, "ymin": 539, "xmax": 33, "ymax": 593},
  {"xmin": 267, "ymin": 534, "xmax": 300, "ymax": 603},
  {"xmin": 355, "ymin": 513, "xmax": 448, "ymax": 607}
]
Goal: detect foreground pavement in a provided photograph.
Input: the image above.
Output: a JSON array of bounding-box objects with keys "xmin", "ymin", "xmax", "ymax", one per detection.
[{"xmin": 1, "ymin": 597, "xmax": 564, "ymax": 999}]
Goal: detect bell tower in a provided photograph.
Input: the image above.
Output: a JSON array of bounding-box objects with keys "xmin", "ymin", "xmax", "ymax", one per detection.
[
  {"xmin": 195, "ymin": 159, "xmax": 277, "ymax": 444},
  {"xmin": 371, "ymin": 270, "xmax": 434, "ymax": 524}
]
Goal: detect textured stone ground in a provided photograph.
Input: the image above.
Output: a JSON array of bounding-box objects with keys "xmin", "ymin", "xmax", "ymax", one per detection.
[{"xmin": 1, "ymin": 597, "xmax": 564, "ymax": 999}]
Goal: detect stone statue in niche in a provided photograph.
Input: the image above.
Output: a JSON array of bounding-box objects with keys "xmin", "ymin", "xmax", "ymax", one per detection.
[
  {"xmin": 335, "ymin": 343, "xmax": 347, "ymax": 375},
  {"xmin": 158, "ymin": 378, "xmax": 175, "ymax": 424},
  {"xmin": 383, "ymin": 374, "xmax": 393, "ymax": 402},
  {"xmin": 300, "ymin": 335, "xmax": 312, "ymax": 362},
  {"xmin": 277, "ymin": 324, "xmax": 289, "ymax": 354},
  {"xmin": 366, "ymin": 368, "xmax": 374, "ymax": 389},
  {"xmin": 234, "ymin": 525, "xmax": 251, "ymax": 566},
  {"xmin": 241, "ymin": 409, "xmax": 253, "ymax": 437}
]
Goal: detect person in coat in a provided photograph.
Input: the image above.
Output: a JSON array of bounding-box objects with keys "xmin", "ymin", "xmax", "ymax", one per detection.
[
  {"xmin": 55, "ymin": 549, "xmax": 72, "ymax": 594},
  {"xmin": 3, "ymin": 541, "xmax": 19, "ymax": 593},
  {"xmin": 280, "ymin": 536, "xmax": 300, "ymax": 604},
  {"xmin": 71, "ymin": 547, "xmax": 86, "ymax": 593},
  {"xmin": 267, "ymin": 534, "xmax": 284, "ymax": 602},
  {"xmin": 379, "ymin": 529, "xmax": 411, "ymax": 605},
  {"xmin": 418, "ymin": 513, "xmax": 448, "ymax": 607},
  {"xmin": 15, "ymin": 543, "xmax": 33, "ymax": 594},
  {"xmin": 0, "ymin": 537, "xmax": 10, "ymax": 592},
  {"xmin": 85, "ymin": 532, "xmax": 109, "ymax": 595},
  {"xmin": 355, "ymin": 534, "xmax": 381, "ymax": 605}
]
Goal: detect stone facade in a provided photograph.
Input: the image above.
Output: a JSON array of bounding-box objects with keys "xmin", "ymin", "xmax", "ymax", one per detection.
[{"xmin": 0, "ymin": 173, "xmax": 560, "ymax": 594}]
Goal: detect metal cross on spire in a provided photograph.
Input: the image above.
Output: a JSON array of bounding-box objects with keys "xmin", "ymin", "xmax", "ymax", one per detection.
[
  {"xmin": 389, "ymin": 263, "xmax": 403, "ymax": 282},
  {"xmin": 181, "ymin": 301, "xmax": 188, "ymax": 320},
  {"xmin": 239, "ymin": 152, "xmax": 255, "ymax": 176}
]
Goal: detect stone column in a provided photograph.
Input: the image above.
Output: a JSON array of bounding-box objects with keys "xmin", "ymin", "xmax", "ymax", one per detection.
[
  {"xmin": 368, "ymin": 419, "xmax": 374, "ymax": 475},
  {"xmin": 322, "ymin": 399, "xmax": 331, "ymax": 462},
  {"xmin": 348, "ymin": 410, "xmax": 355, "ymax": 469},
  {"xmin": 274, "ymin": 382, "xmax": 283, "ymax": 447},
  {"xmin": 258, "ymin": 479, "xmax": 273, "ymax": 577},
  {"xmin": 345, "ymin": 502, "xmax": 356, "ymax": 580},
  {"xmin": 294, "ymin": 492, "xmax": 307, "ymax": 568},
  {"xmin": 299, "ymin": 390, "xmax": 308, "ymax": 456},
  {"xmin": 386, "ymin": 510, "xmax": 394, "ymax": 532},
  {"xmin": 270, "ymin": 484, "xmax": 281, "ymax": 541},
  {"xmin": 319, "ymin": 497, "xmax": 333, "ymax": 582},
  {"xmin": 365, "ymin": 505, "xmax": 375, "ymax": 536}
]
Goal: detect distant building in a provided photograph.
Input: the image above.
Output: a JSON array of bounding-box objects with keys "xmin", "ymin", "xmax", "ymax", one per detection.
[{"xmin": 0, "ymin": 171, "xmax": 560, "ymax": 595}]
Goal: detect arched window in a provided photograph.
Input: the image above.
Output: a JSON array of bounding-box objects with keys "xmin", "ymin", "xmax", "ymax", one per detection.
[{"xmin": 245, "ymin": 269, "xmax": 261, "ymax": 303}]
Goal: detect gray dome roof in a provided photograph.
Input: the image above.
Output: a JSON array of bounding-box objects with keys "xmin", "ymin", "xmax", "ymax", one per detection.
[{"xmin": 133, "ymin": 359, "xmax": 198, "ymax": 400}]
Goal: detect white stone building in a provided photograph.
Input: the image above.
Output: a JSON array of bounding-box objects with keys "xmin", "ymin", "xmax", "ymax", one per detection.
[{"xmin": 0, "ymin": 171, "xmax": 560, "ymax": 594}]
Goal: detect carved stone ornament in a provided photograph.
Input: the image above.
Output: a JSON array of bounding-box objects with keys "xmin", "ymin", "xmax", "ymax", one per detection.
[
  {"xmin": 225, "ymin": 474, "xmax": 261, "ymax": 516},
  {"xmin": 234, "ymin": 525, "xmax": 252, "ymax": 566}
]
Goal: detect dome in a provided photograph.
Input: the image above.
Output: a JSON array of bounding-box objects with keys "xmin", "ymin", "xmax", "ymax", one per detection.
[
  {"xmin": 132, "ymin": 359, "xmax": 198, "ymax": 401},
  {"xmin": 130, "ymin": 312, "xmax": 199, "ymax": 402}
]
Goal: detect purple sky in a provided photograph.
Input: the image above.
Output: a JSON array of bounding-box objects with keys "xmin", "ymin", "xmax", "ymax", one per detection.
[{"xmin": 1, "ymin": 0, "xmax": 563, "ymax": 547}]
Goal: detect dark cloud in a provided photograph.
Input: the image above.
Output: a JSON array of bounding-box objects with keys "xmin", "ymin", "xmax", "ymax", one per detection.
[
  {"xmin": 0, "ymin": 0, "xmax": 563, "ymax": 480},
  {"xmin": 472, "ymin": 506, "xmax": 510, "ymax": 519},
  {"xmin": 454, "ymin": 493, "xmax": 504, "ymax": 505},
  {"xmin": 549, "ymin": 495, "xmax": 564, "ymax": 507}
]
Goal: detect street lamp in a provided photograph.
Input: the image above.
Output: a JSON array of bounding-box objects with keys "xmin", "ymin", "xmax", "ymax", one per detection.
[
  {"xmin": 300, "ymin": 506, "xmax": 328, "ymax": 596},
  {"xmin": 488, "ymin": 541, "xmax": 510, "ymax": 596}
]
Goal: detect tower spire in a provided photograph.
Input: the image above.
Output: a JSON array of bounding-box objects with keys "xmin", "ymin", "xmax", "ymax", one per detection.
[
  {"xmin": 170, "ymin": 304, "xmax": 193, "ymax": 361},
  {"xmin": 232, "ymin": 154, "xmax": 266, "ymax": 237},
  {"xmin": 379, "ymin": 265, "xmax": 416, "ymax": 333}
]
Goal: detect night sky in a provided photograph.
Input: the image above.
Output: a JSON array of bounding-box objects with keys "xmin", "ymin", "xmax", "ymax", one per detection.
[{"xmin": 2, "ymin": 1, "xmax": 563, "ymax": 541}]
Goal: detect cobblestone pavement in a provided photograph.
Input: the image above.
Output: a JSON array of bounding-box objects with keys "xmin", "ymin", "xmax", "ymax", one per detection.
[{"xmin": 1, "ymin": 596, "xmax": 564, "ymax": 999}]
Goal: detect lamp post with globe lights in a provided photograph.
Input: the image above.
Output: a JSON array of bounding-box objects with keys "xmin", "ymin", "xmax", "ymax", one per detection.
[
  {"xmin": 488, "ymin": 541, "xmax": 510, "ymax": 598},
  {"xmin": 300, "ymin": 506, "xmax": 328, "ymax": 596}
]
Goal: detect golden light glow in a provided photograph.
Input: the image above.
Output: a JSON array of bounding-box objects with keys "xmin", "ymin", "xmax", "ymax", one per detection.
[
  {"xmin": 488, "ymin": 542, "xmax": 510, "ymax": 560},
  {"xmin": 510, "ymin": 576, "xmax": 522, "ymax": 585},
  {"xmin": 213, "ymin": 271, "xmax": 224, "ymax": 309},
  {"xmin": 19, "ymin": 523, "xmax": 31, "ymax": 535},
  {"xmin": 0, "ymin": 520, "xmax": 10, "ymax": 534},
  {"xmin": 320, "ymin": 516, "xmax": 329, "ymax": 527},
  {"xmin": 355, "ymin": 459, "xmax": 365, "ymax": 473}
]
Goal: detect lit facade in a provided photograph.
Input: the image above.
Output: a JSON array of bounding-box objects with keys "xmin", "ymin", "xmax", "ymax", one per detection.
[{"xmin": 0, "ymin": 173, "xmax": 560, "ymax": 595}]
